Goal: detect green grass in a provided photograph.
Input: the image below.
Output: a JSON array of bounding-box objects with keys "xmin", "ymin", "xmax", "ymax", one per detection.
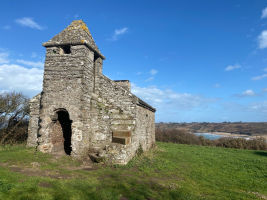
[{"xmin": 0, "ymin": 142, "xmax": 267, "ymax": 200}]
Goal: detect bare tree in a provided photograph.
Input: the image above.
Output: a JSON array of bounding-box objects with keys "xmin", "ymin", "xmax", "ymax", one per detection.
[{"xmin": 0, "ymin": 91, "xmax": 30, "ymax": 144}]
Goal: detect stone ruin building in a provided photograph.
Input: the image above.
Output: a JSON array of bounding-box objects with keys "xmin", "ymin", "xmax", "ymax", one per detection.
[{"xmin": 27, "ymin": 20, "xmax": 156, "ymax": 165}]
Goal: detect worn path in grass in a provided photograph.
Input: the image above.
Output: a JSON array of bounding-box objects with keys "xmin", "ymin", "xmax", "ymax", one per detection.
[{"xmin": 0, "ymin": 143, "xmax": 267, "ymax": 200}]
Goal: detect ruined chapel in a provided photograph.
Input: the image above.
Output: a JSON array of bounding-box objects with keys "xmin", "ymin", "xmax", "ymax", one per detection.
[{"xmin": 27, "ymin": 20, "xmax": 156, "ymax": 164}]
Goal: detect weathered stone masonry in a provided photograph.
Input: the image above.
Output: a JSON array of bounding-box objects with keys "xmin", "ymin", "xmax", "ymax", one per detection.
[{"xmin": 27, "ymin": 20, "xmax": 156, "ymax": 164}]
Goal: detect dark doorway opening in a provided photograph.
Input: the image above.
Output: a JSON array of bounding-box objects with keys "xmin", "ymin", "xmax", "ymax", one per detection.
[{"xmin": 57, "ymin": 111, "xmax": 72, "ymax": 155}]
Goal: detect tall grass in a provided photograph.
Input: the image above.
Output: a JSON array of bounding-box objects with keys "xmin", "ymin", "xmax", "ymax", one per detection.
[{"xmin": 155, "ymin": 129, "xmax": 267, "ymax": 151}]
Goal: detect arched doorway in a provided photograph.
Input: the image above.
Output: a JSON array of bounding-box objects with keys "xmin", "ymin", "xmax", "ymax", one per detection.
[{"xmin": 55, "ymin": 110, "xmax": 72, "ymax": 155}]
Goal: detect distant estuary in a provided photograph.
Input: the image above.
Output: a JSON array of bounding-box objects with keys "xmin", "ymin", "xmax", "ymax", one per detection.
[{"xmin": 194, "ymin": 133, "xmax": 251, "ymax": 140}]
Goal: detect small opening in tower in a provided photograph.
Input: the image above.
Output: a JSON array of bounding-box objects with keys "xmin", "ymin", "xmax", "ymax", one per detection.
[{"xmin": 61, "ymin": 45, "xmax": 71, "ymax": 54}]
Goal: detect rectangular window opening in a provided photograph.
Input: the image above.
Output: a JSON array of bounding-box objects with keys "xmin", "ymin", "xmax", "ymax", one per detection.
[{"xmin": 61, "ymin": 45, "xmax": 71, "ymax": 54}]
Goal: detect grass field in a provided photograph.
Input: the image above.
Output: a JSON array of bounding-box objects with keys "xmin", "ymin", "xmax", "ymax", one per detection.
[{"xmin": 0, "ymin": 142, "xmax": 267, "ymax": 200}]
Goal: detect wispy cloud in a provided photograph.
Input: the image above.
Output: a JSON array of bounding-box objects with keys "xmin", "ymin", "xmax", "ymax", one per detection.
[
  {"xmin": 108, "ymin": 27, "xmax": 128, "ymax": 41},
  {"xmin": 224, "ymin": 63, "xmax": 241, "ymax": 71},
  {"xmin": 150, "ymin": 69, "xmax": 158, "ymax": 75},
  {"xmin": 234, "ymin": 90, "xmax": 259, "ymax": 98},
  {"xmin": 2, "ymin": 25, "xmax": 11, "ymax": 30},
  {"xmin": 0, "ymin": 52, "xmax": 10, "ymax": 64},
  {"xmin": 135, "ymin": 72, "xmax": 142, "ymax": 75},
  {"xmin": 116, "ymin": 71, "xmax": 124, "ymax": 75},
  {"xmin": 249, "ymin": 50, "xmax": 257, "ymax": 57},
  {"xmin": 74, "ymin": 15, "xmax": 78, "ymax": 19},
  {"xmin": 261, "ymin": 7, "xmax": 267, "ymax": 19},
  {"xmin": 131, "ymin": 84, "xmax": 219, "ymax": 111},
  {"xmin": 16, "ymin": 59, "xmax": 44, "ymax": 68},
  {"xmin": 251, "ymin": 74, "xmax": 267, "ymax": 81},
  {"xmin": 263, "ymin": 67, "xmax": 267, "ymax": 72},
  {"xmin": 213, "ymin": 84, "xmax": 220, "ymax": 88},
  {"xmin": 31, "ymin": 52, "xmax": 37, "ymax": 58},
  {"xmin": 15, "ymin": 17, "xmax": 44, "ymax": 30},
  {"xmin": 145, "ymin": 77, "xmax": 154, "ymax": 82},
  {"xmin": 222, "ymin": 101, "xmax": 267, "ymax": 113},
  {"xmin": 261, "ymin": 88, "xmax": 267, "ymax": 93},
  {"xmin": 257, "ymin": 30, "xmax": 267, "ymax": 49}
]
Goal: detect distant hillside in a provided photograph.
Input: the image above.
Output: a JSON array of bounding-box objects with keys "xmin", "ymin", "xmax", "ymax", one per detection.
[{"xmin": 156, "ymin": 122, "xmax": 267, "ymax": 136}]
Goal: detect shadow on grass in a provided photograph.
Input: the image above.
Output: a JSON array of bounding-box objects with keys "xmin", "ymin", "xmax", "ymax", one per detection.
[{"xmin": 254, "ymin": 151, "xmax": 267, "ymax": 157}]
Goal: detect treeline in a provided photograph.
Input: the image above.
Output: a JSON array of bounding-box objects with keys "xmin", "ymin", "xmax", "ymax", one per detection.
[
  {"xmin": 155, "ymin": 129, "xmax": 267, "ymax": 151},
  {"xmin": 0, "ymin": 91, "xmax": 29, "ymax": 145}
]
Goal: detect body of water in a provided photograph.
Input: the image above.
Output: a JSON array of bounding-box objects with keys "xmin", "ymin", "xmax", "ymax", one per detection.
[
  {"xmin": 194, "ymin": 133, "xmax": 251, "ymax": 140},
  {"xmin": 194, "ymin": 133, "xmax": 226, "ymax": 140}
]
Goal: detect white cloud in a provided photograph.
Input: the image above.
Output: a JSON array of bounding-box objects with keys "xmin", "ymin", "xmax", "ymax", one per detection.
[
  {"xmin": 145, "ymin": 77, "xmax": 154, "ymax": 82},
  {"xmin": 131, "ymin": 84, "xmax": 219, "ymax": 111},
  {"xmin": 257, "ymin": 30, "xmax": 267, "ymax": 49},
  {"xmin": 263, "ymin": 67, "xmax": 267, "ymax": 72},
  {"xmin": 2, "ymin": 25, "xmax": 11, "ymax": 30},
  {"xmin": 0, "ymin": 52, "xmax": 9, "ymax": 64},
  {"xmin": 0, "ymin": 64, "xmax": 43, "ymax": 97},
  {"xmin": 135, "ymin": 72, "xmax": 142, "ymax": 75},
  {"xmin": 214, "ymin": 84, "xmax": 220, "ymax": 88},
  {"xmin": 223, "ymin": 101, "xmax": 267, "ymax": 113},
  {"xmin": 261, "ymin": 88, "xmax": 267, "ymax": 93},
  {"xmin": 16, "ymin": 59, "xmax": 44, "ymax": 68},
  {"xmin": 15, "ymin": 17, "xmax": 44, "ymax": 30},
  {"xmin": 150, "ymin": 69, "xmax": 158, "ymax": 75},
  {"xmin": 261, "ymin": 7, "xmax": 267, "ymax": 19},
  {"xmin": 31, "ymin": 52, "xmax": 37, "ymax": 58},
  {"xmin": 251, "ymin": 74, "xmax": 267, "ymax": 81},
  {"xmin": 224, "ymin": 63, "xmax": 241, "ymax": 71},
  {"xmin": 234, "ymin": 89, "xmax": 259, "ymax": 98},
  {"xmin": 248, "ymin": 101, "xmax": 267, "ymax": 113},
  {"xmin": 108, "ymin": 27, "xmax": 128, "ymax": 41}
]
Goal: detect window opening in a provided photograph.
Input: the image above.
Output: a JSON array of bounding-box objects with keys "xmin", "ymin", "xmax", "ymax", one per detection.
[{"xmin": 61, "ymin": 45, "xmax": 71, "ymax": 54}]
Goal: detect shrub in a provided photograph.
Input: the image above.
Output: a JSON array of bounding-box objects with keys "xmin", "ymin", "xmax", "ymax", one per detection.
[
  {"xmin": 0, "ymin": 91, "xmax": 30, "ymax": 144},
  {"xmin": 155, "ymin": 129, "xmax": 267, "ymax": 151}
]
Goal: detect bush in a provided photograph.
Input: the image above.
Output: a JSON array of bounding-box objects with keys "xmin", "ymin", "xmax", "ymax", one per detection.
[
  {"xmin": 155, "ymin": 129, "xmax": 267, "ymax": 151},
  {"xmin": 0, "ymin": 91, "xmax": 30, "ymax": 144}
]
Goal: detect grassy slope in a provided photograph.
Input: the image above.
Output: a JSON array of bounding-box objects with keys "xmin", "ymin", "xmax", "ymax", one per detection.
[{"xmin": 0, "ymin": 143, "xmax": 267, "ymax": 200}]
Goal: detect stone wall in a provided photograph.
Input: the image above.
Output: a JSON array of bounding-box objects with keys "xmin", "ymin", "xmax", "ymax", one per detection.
[
  {"xmin": 113, "ymin": 80, "xmax": 131, "ymax": 92},
  {"xmin": 89, "ymin": 73, "xmax": 155, "ymax": 164},
  {"xmin": 37, "ymin": 45, "xmax": 95, "ymax": 157},
  {"xmin": 27, "ymin": 93, "xmax": 42, "ymax": 147},
  {"xmin": 89, "ymin": 74, "xmax": 137, "ymax": 149}
]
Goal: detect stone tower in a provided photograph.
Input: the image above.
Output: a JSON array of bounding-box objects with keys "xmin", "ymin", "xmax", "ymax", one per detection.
[
  {"xmin": 27, "ymin": 20, "xmax": 156, "ymax": 164},
  {"xmin": 37, "ymin": 20, "xmax": 105, "ymax": 157}
]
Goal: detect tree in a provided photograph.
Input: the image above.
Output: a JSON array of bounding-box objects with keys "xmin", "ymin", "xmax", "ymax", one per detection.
[{"xmin": 0, "ymin": 91, "xmax": 30, "ymax": 144}]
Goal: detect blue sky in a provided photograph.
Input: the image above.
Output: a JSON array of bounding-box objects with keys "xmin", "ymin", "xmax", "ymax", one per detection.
[{"xmin": 0, "ymin": 0, "xmax": 266, "ymax": 123}]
